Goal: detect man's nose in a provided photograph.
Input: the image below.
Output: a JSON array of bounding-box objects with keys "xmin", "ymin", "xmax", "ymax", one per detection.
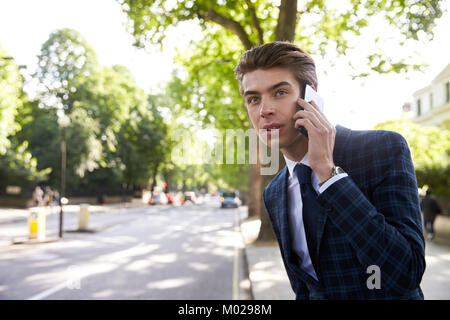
[{"xmin": 259, "ymin": 99, "xmax": 275, "ymax": 118}]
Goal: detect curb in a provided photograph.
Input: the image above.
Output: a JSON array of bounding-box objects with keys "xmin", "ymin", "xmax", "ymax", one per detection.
[
  {"xmin": 239, "ymin": 214, "xmax": 296, "ymax": 300},
  {"xmin": 234, "ymin": 206, "xmax": 254, "ymax": 300}
]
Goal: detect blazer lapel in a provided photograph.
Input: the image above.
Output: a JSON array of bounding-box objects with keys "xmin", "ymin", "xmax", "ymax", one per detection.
[
  {"xmin": 272, "ymin": 167, "xmax": 321, "ymax": 286},
  {"xmin": 272, "ymin": 167, "xmax": 295, "ymax": 264}
]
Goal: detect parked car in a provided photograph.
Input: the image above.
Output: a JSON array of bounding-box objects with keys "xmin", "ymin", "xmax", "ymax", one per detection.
[
  {"xmin": 165, "ymin": 193, "xmax": 174, "ymax": 204},
  {"xmin": 182, "ymin": 191, "xmax": 196, "ymax": 204},
  {"xmin": 220, "ymin": 191, "xmax": 241, "ymax": 208},
  {"xmin": 149, "ymin": 191, "xmax": 168, "ymax": 205}
]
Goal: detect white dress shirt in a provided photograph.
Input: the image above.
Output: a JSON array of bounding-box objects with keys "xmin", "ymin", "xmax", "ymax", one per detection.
[{"xmin": 283, "ymin": 153, "xmax": 348, "ymax": 281}]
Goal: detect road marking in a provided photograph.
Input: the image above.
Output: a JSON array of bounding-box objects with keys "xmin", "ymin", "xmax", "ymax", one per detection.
[
  {"xmin": 27, "ymin": 281, "xmax": 68, "ymax": 300},
  {"xmin": 233, "ymin": 246, "xmax": 239, "ymax": 299},
  {"xmin": 232, "ymin": 209, "xmax": 240, "ymax": 300}
]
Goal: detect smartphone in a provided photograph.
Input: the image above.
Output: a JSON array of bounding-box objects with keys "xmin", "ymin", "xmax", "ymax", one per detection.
[{"xmin": 297, "ymin": 84, "xmax": 325, "ymax": 138}]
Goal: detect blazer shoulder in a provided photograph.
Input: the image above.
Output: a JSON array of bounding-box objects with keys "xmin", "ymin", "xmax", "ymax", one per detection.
[{"xmin": 345, "ymin": 128, "xmax": 409, "ymax": 155}]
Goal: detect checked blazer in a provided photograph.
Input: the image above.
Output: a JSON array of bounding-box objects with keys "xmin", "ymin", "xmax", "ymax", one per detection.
[{"xmin": 262, "ymin": 125, "xmax": 426, "ymax": 299}]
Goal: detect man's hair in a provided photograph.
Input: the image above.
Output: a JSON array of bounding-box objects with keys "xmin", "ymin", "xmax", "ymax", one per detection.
[{"xmin": 234, "ymin": 41, "xmax": 318, "ymax": 94}]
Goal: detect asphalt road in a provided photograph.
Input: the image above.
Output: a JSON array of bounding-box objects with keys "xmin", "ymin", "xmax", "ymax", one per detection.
[{"xmin": 0, "ymin": 199, "xmax": 249, "ymax": 300}]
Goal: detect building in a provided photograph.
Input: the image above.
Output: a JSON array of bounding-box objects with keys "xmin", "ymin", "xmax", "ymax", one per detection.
[{"xmin": 412, "ymin": 63, "xmax": 450, "ymax": 129}]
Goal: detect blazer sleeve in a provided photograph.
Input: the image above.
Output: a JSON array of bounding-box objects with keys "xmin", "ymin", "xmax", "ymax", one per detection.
[{"xmin": 317, "ymin": 132, "xmax": 426, "ymax": 295}]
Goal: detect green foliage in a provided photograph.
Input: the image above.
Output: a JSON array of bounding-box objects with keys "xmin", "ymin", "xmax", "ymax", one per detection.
[
  {"xmin": 119, "ymin": 0, "xmax": 444, "ymax": 74},
  {"xmin": 10, "ymin": 28, "xmax": 170, "ymax": 193},
  {"xmin": 35, "ymin": 28, "xmax": 98, "ymax": 111},
  {"xmin": 373, "ymin": 117, "xmax": 450, "ymax": 195},
  {"xmin": 13, "ymin": 101, "xmax": 60, "ymax": 175},
  {"xmin": 0, "ymin": 141, "xmax": 50, "ymax": 190},
  {"xmin": 13, "ymin": 100, "xmax": 103, "ymax": 190},
  {"xmin": 66, "ymin": 108, "xmax": 103, "ymax": 181},
  {"xmin": 117, "ymin": 102, "xmax": 169, "ymax": 186},
  {"xmin": 0, "ymin": 44, "xmax": 22, "ymax": 153},
  {"xmin": 159, "ymin": 29, "xmax": 252, "ymax": 191},
  {"xmin": 118, "ymin": 0, "xmax": 445, "ymax": 194}
]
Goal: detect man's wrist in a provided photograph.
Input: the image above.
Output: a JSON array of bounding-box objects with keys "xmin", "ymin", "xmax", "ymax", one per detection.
[
  {"xmin": 318, "ymin": 165, "xmax": 346, "ymax": 188},
  {"xmin": 315, "ymin": 163, "xmax": 335, "ymax": 183}
]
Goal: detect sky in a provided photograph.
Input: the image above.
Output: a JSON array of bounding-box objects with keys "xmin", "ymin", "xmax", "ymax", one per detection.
[{"xmin": 0, "ymin": 0, "xmax": 449, "ymax": 130}]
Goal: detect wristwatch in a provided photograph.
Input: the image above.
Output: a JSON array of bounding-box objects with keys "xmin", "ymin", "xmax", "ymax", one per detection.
[{"xmin": 318, "ymin": 166, "xmax": 345, "ymax": 188}]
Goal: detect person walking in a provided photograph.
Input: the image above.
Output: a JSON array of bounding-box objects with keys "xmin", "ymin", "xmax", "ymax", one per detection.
[
  {"xmin": 420, "ymin": 189, "xmax": 442, "ymax": 241},
  {"xmin": 32, "ymin": 186, "xmax": 44, "ymax": 207}
]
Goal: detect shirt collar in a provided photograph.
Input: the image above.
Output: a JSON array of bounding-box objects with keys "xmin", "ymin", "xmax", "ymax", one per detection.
[{"xmin": 283, "ymin": 153, "xmax": 310, "ymax": 177}]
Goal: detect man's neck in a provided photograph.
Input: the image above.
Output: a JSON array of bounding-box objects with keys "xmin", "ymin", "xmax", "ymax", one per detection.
[{"xmin": 281, "ymin": 136, "xmax": 308, "ymax": 163}]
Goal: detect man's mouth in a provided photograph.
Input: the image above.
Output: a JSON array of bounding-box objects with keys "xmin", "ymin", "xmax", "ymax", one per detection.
[
  {"xmin": 261, "ymin": 123, "xmax": 284, "ymax": 137},
  {"xmin": 262, "ymin": 123, "xmax": 283, "ymax": 130}
]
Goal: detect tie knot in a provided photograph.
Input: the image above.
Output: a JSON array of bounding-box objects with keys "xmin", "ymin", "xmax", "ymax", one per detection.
[{"xmin": 295, "ymin": 163, "xmax": 312, "ymax": 185}]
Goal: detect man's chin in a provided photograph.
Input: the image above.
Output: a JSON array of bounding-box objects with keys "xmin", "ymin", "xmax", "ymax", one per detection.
[{"xmin": 259, "ymin": 134, "xmax": 280, "ymax": 147}]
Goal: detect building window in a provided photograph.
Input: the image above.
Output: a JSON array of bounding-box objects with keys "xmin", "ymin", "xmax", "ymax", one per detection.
[
  {"xmin": 446, "ymin": 82, "xmax": 450, "ymax": 103},
  {"xmin": 430, "ymin": 93, "xmax": 433, "ymax": 109},
  {"xmin": 417, "ymin": 99, "xmax": 421, "ymax": 117}
]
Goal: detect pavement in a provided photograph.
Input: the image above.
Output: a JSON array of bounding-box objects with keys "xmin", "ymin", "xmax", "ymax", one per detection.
[
  {"xmin": 240, "ymin": 213, "xmax": 450, "ymax": 300},
  {"xmin": 0, "ymin": 200, "xmax": 148, "ymax": 226}
]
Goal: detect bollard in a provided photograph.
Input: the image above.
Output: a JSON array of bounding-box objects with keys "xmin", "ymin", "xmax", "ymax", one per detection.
[
  {"xmin": 29, "ymin": 209, "xmax": 46, "ymax": 240},
  {"xmin": 78, "ymin": 204, "xmax": 90, "ymax": 231}
]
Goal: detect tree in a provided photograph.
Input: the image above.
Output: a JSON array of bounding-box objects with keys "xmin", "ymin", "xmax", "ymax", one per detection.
[
  {"xmin": 0, "ymin": 46, "xmax": 50, "ymax": 193},
  {"xmin": 32, "ymin": 29, "xmax": 169, "ymax": 193},
  {"xmin": 117, "ymin": 103, "xmax": 169, "ymax": 189},
  {"xmin": 34, "ymin": 28, "xmax": 98, "ymax": 112},
  {"xmin": 0, "ymin": 141, "xmax": 50, "ymax": 192},
  {"xmin": 373, "ymin": 117, "xmax": 450, "ymax": 196},
  {"xmin": 0, "ymin": 45, "xmax": 22, "ymax": 154},
  {"xmin": 13, "ymin": 99, "xmax": 103, "ymax": 191},
  {"xmin": 162, "ymin": 56, "xmax": 252, "ymax": 202},
  {"xmin": 119, "ymin": 0, "xmax": 445, "ymax": 242}
]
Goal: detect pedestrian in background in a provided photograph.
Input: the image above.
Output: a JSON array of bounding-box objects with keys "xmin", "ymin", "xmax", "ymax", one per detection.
[
  {"xmin": 32, "ymin": 186, "xmax": 43, "ymax": 207},
  {"xmin": 44, "ymin": 186, "xmax": 54, "ymax": 206},
  {"xmin": 420, "ymin": 189, "xmax": 442, "ymax": 241}
]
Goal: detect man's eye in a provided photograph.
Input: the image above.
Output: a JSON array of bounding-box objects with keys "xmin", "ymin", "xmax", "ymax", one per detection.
[
  {"xmin": 276, "ymin": 90, "xmax": 287, "ymax": 96},
  {"xmin": 249, "ymin": 97, "xmax": 259, "ymax": 104}
]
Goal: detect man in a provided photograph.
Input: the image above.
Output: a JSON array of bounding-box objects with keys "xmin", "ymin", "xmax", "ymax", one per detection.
[
  {"xmin": 420, "ymin": 189, "xmax": 442, "ymax": 241},
  {"xmin": 234, "ymin": 41, "xmax": 425, "ymax": 299}
]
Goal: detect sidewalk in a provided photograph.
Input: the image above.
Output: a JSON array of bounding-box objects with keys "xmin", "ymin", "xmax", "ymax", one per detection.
[
  {"xmin": 240, "ymin": 214, "xmax": 450, "ymax": 300},
  {"xmin": 240, "ymin": 217, "xmax": 294, "ymax": 300},
  {"xmin": 0, "ymin": 199, "xmax": 148, "ymax": 225}
]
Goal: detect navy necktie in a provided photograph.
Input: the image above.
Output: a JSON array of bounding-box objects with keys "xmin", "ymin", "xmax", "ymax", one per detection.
[{"xmin": 295, "ymin": 163, "xmax": 319, "ymax": 273}]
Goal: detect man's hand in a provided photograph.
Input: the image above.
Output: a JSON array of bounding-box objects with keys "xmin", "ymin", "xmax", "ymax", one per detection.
[{"xmin": 293, "ymin": 98, "xmax": 336, "ymax": 183}]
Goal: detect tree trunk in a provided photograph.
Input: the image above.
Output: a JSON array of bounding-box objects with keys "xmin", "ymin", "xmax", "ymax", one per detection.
[
  {"xmin": 149, "ymin": 163, "xmax": 159, "ymax": 192},
  {"xmin": 275, "ymin": 0, "xmax": 298, "ymax": 42},
  {"xmin": 247, "ymin": 162, "xmax": 261, "ymax": 217},
  {"xmin": 255, "ymin": 149, "xmax": 286, "ymax": 243}
]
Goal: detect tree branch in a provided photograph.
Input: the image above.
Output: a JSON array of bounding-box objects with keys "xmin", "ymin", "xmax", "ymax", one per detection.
[
  {"xmin": 245, "ymin": 0, "xmax": 264, "ymax": 45},
  {"xmin": 274, "ymin": 0, "xmax": 298, "ymax": 42},
  {"xmin": 199, "ymin": 8, "xmax": 254, "ymax": 50}
]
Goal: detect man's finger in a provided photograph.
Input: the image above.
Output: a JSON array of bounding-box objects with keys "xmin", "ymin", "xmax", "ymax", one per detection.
[{"xmin": 293, "ymin": 109, "xmax": 321, "ymax": 129}]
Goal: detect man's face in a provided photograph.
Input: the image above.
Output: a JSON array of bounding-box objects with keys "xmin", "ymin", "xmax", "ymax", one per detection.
[{"xmin": 242, "ymin": 67, "xmax": 304, "ymax": 148}]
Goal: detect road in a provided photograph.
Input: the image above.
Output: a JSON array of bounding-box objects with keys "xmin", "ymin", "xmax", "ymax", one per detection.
[{"xmin": 0, "ymin": 198, "xmax": 250, "ymax": 300}]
